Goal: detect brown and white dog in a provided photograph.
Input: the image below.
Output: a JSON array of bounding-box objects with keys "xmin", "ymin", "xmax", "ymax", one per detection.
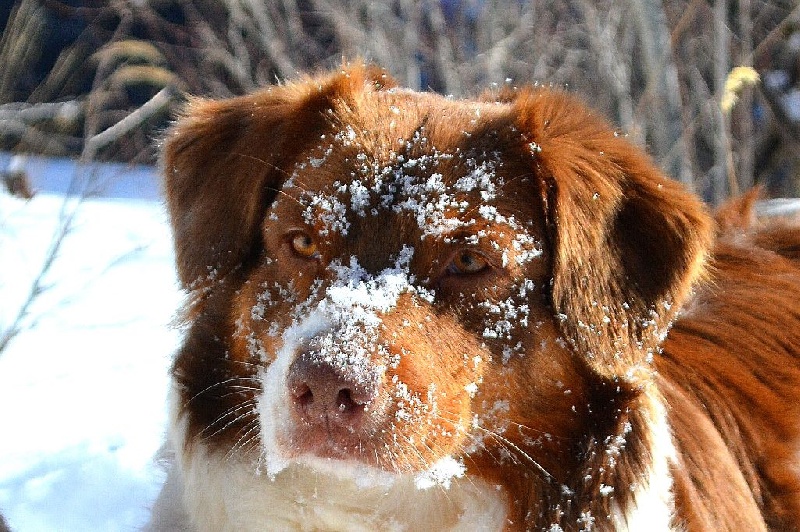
[{"xmin": 149, "ymin": 64, "xmax": 800, "ymax": 531}]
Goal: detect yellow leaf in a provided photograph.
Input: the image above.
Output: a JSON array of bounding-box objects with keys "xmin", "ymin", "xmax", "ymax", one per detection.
[{"xmin": 721, "ymin": 66, "xmax": 760, "ymax": 113}]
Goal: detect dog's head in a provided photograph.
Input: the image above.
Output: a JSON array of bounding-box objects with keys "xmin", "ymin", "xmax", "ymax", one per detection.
[{"xmin": 164, "ymin": 64, "xmax": 712, "ymax": 491}]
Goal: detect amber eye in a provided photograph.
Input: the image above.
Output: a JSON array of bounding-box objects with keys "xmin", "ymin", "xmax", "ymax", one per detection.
[
  {"xmin": 290, "ymin": 232, "xmax": 319, "ymax": 259},
  {"xmin": 449, "ymin": 250, "xmax": 489, "ymax": 275}
]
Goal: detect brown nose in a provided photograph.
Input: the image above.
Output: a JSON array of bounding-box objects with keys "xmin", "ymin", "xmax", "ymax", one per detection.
[{"xmin": 286, "ymin": 353, "xmax": 378, "ymax": 429}]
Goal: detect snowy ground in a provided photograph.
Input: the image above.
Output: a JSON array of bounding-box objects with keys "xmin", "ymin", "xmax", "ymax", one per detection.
[{"xmin": 0, "ymin": 156, "xmax": 182, "ymax": 531}]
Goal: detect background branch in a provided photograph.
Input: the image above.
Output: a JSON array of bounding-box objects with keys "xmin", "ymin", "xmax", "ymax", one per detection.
[{"xmin": 0, "ymin": 0, "xmax": 797, "ymax": 199}]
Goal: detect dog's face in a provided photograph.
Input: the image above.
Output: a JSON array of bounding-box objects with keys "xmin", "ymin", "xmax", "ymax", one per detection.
[
  {"xmin": 164, "ymin": 66, "xmax": 712, "ymax": 494},
  {"xmin": 232, "ymin": 101, "xmax": 569, "ymax": 479}
]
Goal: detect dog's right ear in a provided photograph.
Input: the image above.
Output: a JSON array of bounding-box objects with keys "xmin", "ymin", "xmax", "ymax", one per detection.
[{"xmin": 163, "ymin": 64, "xmax": 394, "ymax": 289}]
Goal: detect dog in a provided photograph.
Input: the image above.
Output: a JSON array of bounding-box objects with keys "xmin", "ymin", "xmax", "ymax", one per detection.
[{"xmin": 149, "ymin": 64, "xmax": 800, "ymax": 531}]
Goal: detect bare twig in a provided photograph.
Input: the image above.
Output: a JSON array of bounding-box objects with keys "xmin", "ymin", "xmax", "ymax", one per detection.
[
  {"xmin": 0, "ymin": 101, "xmax": 82, "ymax": 123},
  {"xmin": 82, "ymin": 86, "xmax": 176, "ymax": 161},
  {"xmin": 0, "ymin": 0, "xmax": 797, "ymax": 198},
  {"xmin": 713, "ymin": 0, "xmax": 731, "ymax": 203},
  {"xmin": 0, "ymin": 197, "xmax": 75, "ymax": 353},
  {"xmin": 736, "ymin": 0, "xmax": 755, "ymax": 192}
]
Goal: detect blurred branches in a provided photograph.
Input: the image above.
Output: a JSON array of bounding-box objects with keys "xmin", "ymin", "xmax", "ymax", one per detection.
[
  {"xmin": 0, "ymin": 0, "xmax": 799, "ymax": 202},
  {"xmin": 0, "ymin": 84, "xmax": 173, "ymax": 354}
]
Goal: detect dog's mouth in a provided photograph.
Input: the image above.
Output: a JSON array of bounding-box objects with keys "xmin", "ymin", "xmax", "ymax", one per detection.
[
  {"xmin": 265, "ymin": 379, "xmax": 470, "ymax": 490},
  {"xmin": 260, "ymin": 335, "xmax": 464, "ymax": 477}
]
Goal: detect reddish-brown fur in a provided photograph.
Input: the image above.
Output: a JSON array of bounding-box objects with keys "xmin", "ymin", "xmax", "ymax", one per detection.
[
  {"xmin": 659, "ymin": 209, "xmax": 800, "ymax": 530},
  {"xmin": 161, "ymin": 64, "xmax": 800, "ymax": 530}
]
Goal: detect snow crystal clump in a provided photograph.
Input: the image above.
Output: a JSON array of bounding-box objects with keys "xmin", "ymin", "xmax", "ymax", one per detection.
[
  {"xmin": 348, "ymin": 180, "xmax": 371, "ymax": 215},
  {"xmin": 414, "ymin": 456, "xmax": 466, "ymax": 490},
  {"xmin": 325, "ymin": 250, "xmax": 417, "ymax": 314},
  {"xmin": 513, "ymin": 233, "xmax": 544, "ymax": 264},
  {"xmin": 304, "ymin": 193, "xmax": 351, "ymax": 236},
  {"xmin": 453, "ymin": 159, "xmax": 501, "ymax": 201}
]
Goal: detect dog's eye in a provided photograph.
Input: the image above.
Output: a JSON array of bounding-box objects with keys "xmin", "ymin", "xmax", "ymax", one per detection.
[
  {"xmin": 449, "ymin": 250, "xmax": 489, "ymax": 275},
  {"xmin": 290, "ymin": 233, "xmax": 319, "ymax": 259}
]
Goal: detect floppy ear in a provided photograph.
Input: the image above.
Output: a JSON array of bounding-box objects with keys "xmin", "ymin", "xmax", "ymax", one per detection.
[
  {"xmin": 162, "ymin": 64, "xmax": 394, "ymax": 289},
  {"xmin": 514, "ymin": 89, "xmax": 714, "ymax": 382}
]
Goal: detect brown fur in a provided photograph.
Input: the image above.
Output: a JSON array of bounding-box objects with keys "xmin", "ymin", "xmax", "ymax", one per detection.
[{"xmin": 161, "ymin": 64, "xmax": 800, "ymax": 530}]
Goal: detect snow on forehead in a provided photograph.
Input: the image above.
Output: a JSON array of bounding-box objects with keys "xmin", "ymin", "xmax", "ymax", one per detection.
[{"xmin": 285, "ymin": 126, "xmax": 517, "ymax": 238}]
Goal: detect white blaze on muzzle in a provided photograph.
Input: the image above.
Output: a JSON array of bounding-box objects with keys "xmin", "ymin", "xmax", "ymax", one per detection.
[{"xmin": 258, "ymin": 251, "xmax": 424, "ymax": 478}]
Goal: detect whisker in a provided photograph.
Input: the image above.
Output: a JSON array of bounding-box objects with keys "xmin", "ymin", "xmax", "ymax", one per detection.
[
  {"xmin": 227, "ymin": 420, "xmax": 262, "ymax": 460},
  {"xmin": 233, "ymin": 153, "xmax": 293, "ymax": 180},
  {"xmin": 218, "ymin": 384, "xmax": 262, "ymax": 397},
  {"xmin": 227, "ymin": 359, "xmax": 265, "ymax": 371},
  {"xmin": 201, "ymin": 400, "xmax": 259, "ymax": 439},
  {"xmin": 186, "ymin": 377, "xmax": 252, "ymax": 404},
  {"xmin": 396, "ymin": 435, "xmax": 425, "ymax": 475},
  {"xmin": 405, "ymin": 433, "xmax": 433, "ymax": 471},
  {"xmin": 432, "ymin": 407, "xmax": 554, "ymax": 483},
  {"xmin": 230, "ymin": 152, "xmax": 317, "ymax": 211},
  {"xmin": 473, "ymin": 425, "xmax": 554, "ymax": 482},
  {"xmin": 267, "ymin": 186, "xmax": 308, "ymax": 210}
]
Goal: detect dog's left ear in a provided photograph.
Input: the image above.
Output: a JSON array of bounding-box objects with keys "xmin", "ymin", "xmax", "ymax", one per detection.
[{"xmin": 514, "ymin": 89, "xmax": 714, "ymax": 382}]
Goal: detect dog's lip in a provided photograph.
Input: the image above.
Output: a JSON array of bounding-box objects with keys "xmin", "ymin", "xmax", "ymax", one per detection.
[
  {"xmin": 291, "ymin": 425, "xmax": 373, "ymax": 461},
  {"xmin": 295, "ymin": 410, "xmax": 370, "ymax": 442}
]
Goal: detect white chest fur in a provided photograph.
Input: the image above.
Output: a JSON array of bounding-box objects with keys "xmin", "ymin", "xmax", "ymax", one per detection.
[{"xmin": 172, "ymin": 439, "xmax": 507, "ymax": 532}]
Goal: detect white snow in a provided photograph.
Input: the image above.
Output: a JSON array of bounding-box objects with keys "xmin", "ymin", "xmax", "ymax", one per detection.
[
  {"xmin": 0, "ymin": 159, "xmax": 182, "ymax": 531},
  {"xmin": 413, "ymin": 456, "xmax": 466, "ymax": 490}
]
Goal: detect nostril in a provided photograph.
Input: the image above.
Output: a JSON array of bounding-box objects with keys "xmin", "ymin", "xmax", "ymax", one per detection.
[
  {"xmin": 336, "ymin": 388, "xmax": 363, "ymax": 415},
  {"xmin": 294, "ymin": 383, "xmax": 314, "ymax": 408},
  {"xmin": 287, "ymin": 353, "xmax": 379, "ymax": 428}
]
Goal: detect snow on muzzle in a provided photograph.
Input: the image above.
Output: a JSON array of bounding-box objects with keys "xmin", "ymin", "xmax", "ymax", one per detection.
[{"xmin": 257, "ymin": 260, "xmax": 422, "ymax": 475}]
